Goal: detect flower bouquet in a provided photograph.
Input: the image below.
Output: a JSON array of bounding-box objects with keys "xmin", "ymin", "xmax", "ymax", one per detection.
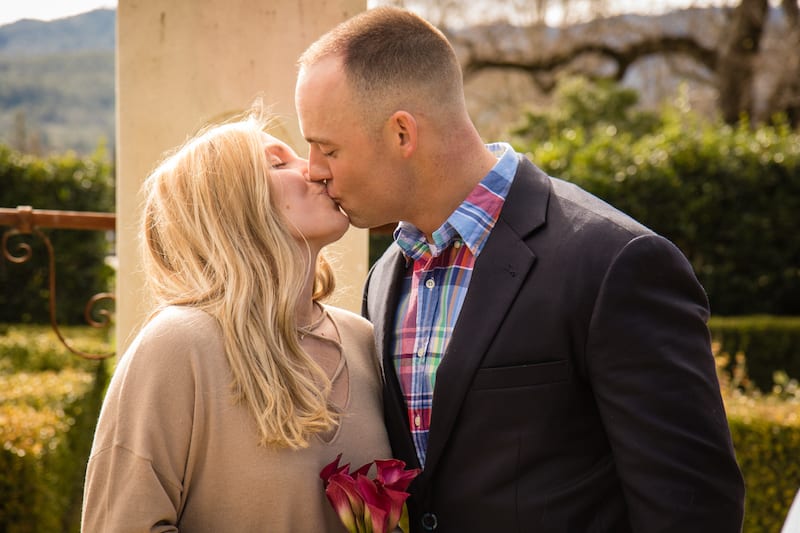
[{"xmin": 320, "ymin": 454, "xmax": 421, "ymax": 533}]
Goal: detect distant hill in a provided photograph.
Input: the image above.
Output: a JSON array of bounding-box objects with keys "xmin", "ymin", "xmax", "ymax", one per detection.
[
  {"xmin": 0, "ymin": 9, "xmax": 116, "ymax": 156},
  {"xmin": 0, "ymin": 9, "xmax": 115, "ymax": 56}
]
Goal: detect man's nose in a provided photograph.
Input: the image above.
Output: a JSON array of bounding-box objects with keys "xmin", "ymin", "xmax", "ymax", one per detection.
[{"xmin": 307, "ymin": 151, "xmax": 331, "ymax": 183}]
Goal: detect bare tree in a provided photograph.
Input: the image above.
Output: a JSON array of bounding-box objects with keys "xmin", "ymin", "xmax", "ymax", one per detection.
[
  {"xmin": 373, "ymin": 0, "xmax": 800, "ymax": 125},
  {"xmin": 717, "ymin": 0, "xmax": 769, "ymax": 123},
  {"xmin": 766, "ymin": 0, "xmax": 800, "ymax": 125}
]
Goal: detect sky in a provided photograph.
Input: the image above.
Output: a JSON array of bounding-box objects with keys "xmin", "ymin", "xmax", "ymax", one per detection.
[
  {"xmin": 0, "ymin": 0, "xmax": 745, "ymax": 28},
  {"xmin": 0, "ymin": 0, "xmax": 117, "ymax": 26}
]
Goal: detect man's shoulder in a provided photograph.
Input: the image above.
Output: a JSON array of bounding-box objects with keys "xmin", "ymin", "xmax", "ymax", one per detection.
[
  {"xmin": 548, "ymin": 176, "xmax": 654, "ymax": 238},
  {"xmin": 509, "ymin": 156, "xmax": 653, "ymax": 241}
]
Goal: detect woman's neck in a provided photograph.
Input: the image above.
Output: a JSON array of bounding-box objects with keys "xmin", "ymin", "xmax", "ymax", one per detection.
[{"xmin": 296, "ymin": 251, "xmax": 320, "ymax": 326}]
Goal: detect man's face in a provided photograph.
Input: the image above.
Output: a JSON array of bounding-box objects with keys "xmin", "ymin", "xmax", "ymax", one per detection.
[{"xmin": 295, "ymin": 55, "xmax": 406, "ymax": 229}]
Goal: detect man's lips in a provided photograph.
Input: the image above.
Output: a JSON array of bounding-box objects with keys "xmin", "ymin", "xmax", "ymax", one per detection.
[{"xmin": 328, "ymin": 195, "xmax": 348, "ymax": 217}]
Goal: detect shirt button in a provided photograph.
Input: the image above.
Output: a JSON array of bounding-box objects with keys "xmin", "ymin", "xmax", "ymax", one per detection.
[
  {"xmin": 453, "ymin": 241, "xmax": 462, "ymax": 249},
  {"xmin": 425, "ymin": 278, "xmax": 435, "ymax": 289},
  {"xmin": 417, "ymin": 347, "xmax": 425, "ymax": 358},
  {"xmin": 414, "ymin": 414, "xmax": 421, "ymax": 428}
]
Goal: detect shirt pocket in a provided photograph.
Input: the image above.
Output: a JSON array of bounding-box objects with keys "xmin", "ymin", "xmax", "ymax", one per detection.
[{"xmin": 471, "ymin": 360, "xmax": 568, "ymax": 390}]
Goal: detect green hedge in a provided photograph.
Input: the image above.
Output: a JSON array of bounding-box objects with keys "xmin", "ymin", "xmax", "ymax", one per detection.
[
  {"xmin": 0, "ymin": 324, "xmax": 111, "ymax": 533},
  {"xmin": 721, "ymin": 365, "xmax": 800, "ymax": 533},
  {"xmin": 2, "ymin": 329, "xmax": 799, "ymax": 532},
  {"xmin": 3, "ymin": 323, "xmax": 800, "ymax": 531},
  {"xmin": 0, "ymin": 144, "xmax": 115, "ymax": 324},
  {"xmin": 509, "ymin": 78, "xmax": 800, "ymax": 316},
  {"xmin": 729, "ymin": 415, "xmax": 800, "ymax": 533},
  {"xmin": 710, "ymin": 316, "xmax": 800, "ymax": 392}
]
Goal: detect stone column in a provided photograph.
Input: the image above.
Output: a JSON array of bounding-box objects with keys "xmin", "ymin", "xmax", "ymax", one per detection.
[{"xmin": 116, "ymin": 0, "xmax": 366, "ymax": 350}]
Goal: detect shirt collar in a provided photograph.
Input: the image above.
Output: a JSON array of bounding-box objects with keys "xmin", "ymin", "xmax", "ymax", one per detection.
[{"xmin": 395, "ymin": 142, "xmax": 518, "ymax": 261}]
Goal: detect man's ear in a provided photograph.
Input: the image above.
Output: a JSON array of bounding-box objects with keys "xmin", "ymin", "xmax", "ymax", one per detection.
[{"xmin": 387, "ymin": 111, "xmax": 417, "ymax": 157}]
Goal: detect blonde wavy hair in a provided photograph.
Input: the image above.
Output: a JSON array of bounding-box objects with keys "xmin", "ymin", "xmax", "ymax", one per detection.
[{"xmin": 140, "ymin": 108, "xmax": 338, "ymax": 449}]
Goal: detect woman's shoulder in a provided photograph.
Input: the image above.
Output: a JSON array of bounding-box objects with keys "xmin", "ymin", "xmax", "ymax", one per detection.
[
  {"xmin": 322, "ymin": 304, "xmax": 373, "ymax": 335},
  {"xmin": 140, "ymin": 305, "xmax": 218, "ymax": 337},
  {"xmin": 124, "ymin": 306, "xmax": 222, "ymax": 366}
]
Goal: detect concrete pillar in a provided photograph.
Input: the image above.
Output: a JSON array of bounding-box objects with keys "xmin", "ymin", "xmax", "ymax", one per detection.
[{"xmin": 116, "ymin": 0, "xmax": 366, "ymax": 350}]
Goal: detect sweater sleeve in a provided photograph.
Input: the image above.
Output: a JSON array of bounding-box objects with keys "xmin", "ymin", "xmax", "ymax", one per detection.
[{"xmin": 82, "ymin": 307, "xmax": 218, "ymax": 533}]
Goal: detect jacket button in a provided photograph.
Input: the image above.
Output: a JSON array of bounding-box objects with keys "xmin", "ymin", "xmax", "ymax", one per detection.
[{"xmin": 421, "ymin": 512, "xmax": 438, "ymax": 531}]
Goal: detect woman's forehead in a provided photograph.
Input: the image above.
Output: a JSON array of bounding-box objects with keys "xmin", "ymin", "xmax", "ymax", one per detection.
[{"xmin": 262, "ymin": 132, "xmax": 294, "ymax": 153}]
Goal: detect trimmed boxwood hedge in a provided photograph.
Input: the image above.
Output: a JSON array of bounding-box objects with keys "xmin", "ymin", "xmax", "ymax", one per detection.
[
  {"xmin": 710, "ymin": 316, "xmax": 800, "ymax": 392},
  {"xmin": 720, "ymin": 354, "xmax": 800, "ymax": 533}
]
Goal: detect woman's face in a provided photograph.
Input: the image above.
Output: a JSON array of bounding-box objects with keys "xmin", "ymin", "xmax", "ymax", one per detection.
[{"xmin": 263, "ymin": 133, "xmax": 349, "ymax": 248}]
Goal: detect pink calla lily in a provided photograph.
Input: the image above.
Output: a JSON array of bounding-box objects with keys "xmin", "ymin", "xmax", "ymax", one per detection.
[
  {"xmin": 374, "ymin": 459, "xmax": 421, "ymax": 492},
  {"xmin": 320, "ymin": 453, "xmax": 351, "ymax": 484},
  {"xmin": 380, "ymin": 486, "xmax": 411, "ymax": 529},
  {"xmin": 356, "ymin": 474, "xmax": 391, "ymax": 533},
  {"xmin": 363, "ymin": 503, "xmax": 389, "ymax": 533},
  {"xmin": 351, "ymin": 461, "xmax": 373, "ymax": 478},
  {"xmin": 325, "ymin": 476, "xmax": 360, "ymax": 533},
  {"xmin": 329, "ymin": 472, "xmax": 365, "ymax": 525},
  {"xmin": 320, "ymin": 454, "xmax": 420, "ymax": 533}
]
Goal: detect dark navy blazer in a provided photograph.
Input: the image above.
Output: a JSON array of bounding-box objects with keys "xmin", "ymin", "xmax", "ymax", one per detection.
[{"xmin": 363, "ymin": 156, "xmax": 745, "ymax": 533}]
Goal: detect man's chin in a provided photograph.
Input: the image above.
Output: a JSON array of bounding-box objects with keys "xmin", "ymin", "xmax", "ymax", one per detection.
[{"xmin": 337, "ymin": 207, "xmax": 394, "ymax": 230}]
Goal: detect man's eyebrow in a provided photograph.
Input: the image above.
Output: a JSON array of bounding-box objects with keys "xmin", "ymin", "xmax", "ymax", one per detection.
[{"xmin": 304, "ymin": 136, "xmax": 334, "ymax": 146}]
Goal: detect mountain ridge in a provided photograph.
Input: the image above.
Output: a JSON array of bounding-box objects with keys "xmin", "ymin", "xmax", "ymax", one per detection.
[{"xmin": 0, "ymin": 9, "xmax": 115, "ymax": 57}]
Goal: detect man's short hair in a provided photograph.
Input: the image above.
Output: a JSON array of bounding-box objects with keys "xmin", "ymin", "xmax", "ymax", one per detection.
[{"xmin": 299, "ymin": 7, "xmax": 463, "ymax": 121}]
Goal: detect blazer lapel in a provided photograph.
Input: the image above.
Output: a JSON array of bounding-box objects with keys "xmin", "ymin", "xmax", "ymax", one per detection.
[
  {"xmin": 422, "ymin": 158, "xmax": 551, "ymax": 476},
  {"xmin": 365, "ymin": 246, "xmax": 405, "ymax": 375},
  {"xmin": 365, "ymin": 246, "xmax": 421, "ymax": 469}
]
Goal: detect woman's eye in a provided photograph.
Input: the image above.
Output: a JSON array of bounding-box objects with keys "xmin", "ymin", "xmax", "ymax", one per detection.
[{"xmin": 270, "ymin": 160, "xmax": 286, "ymax": 168}]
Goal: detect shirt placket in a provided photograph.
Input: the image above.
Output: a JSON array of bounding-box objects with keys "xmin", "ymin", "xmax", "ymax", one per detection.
[{"xmin": 412, "ymin": 255, "xmax": 440, "ymax": 464}]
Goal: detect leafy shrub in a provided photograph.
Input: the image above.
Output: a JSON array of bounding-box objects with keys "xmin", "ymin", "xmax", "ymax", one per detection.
[
  {"xmin": 0, "ymin": 322, "xmax": 113, "ymax": 373},
  {"xmin": 718, "ymin": 350, "xmax": 800, "ymax": 533},
  {"xmin": 0, "ymin": 324, "xmax": 111, "ymax": 533},
  {"xmin": 0, "ymin": 144, "xmax": 115, "ymax": 324},
  {"xmin": 510, "ymin": 78, "xmax": 800, "ymax": 316},
  {"xmin": 710, "ymin": 315, "xmax": 800, "ymax": 392}
]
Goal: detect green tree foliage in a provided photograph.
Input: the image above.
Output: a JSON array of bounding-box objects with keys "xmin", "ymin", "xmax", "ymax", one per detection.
[
  {"xmin": 0, "ymin": 9, "xmax": 115, "ymax": 155},
  {"xmin": 510, "ymin": 77, "xmax": 800, "ymax": 316},
  {"xmin": 0, "ymin": 144, "xmax": 115, "ymax": 324},
  {"xmin": 0, "ymin": 51, "xmax": 114, "ymax": 155}
]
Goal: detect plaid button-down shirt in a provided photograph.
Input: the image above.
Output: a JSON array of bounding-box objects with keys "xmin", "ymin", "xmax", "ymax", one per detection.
[{"xmin": 392, "ymin": 143, "xmax": 518, "ymax": 466}]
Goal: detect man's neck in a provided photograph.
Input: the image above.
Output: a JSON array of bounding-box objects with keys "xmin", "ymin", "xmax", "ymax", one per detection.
[{"xmin": 412, "ymin": 138, "xmax": 498, "ymax": 239}]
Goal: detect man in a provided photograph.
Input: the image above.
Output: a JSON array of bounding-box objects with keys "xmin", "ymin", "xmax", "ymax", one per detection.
[{"xmin": 295, "ymin": 7, "xmax": 745, "ymax": 532}]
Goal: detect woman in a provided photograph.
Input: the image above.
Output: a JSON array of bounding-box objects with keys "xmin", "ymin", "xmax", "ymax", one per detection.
[{"xmin": 81, "ymin": 108, "xmax": 391, "ymax": 532}]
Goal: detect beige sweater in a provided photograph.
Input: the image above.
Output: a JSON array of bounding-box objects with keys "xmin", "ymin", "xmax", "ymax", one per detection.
[{"xmin": 82, "ymin": 305, "xmax": 391, "ymax": 532}]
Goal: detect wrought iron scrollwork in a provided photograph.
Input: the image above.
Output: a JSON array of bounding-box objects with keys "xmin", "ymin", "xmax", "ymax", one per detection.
[{"xmin": 1, "ymin": 205, "xmax": 116, "ymax": 360}]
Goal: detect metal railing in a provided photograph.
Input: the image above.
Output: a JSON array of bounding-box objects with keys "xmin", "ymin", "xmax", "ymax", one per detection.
[{"xmin": 0, "ymin": 205, "xmax": 116, "ymax": 359}]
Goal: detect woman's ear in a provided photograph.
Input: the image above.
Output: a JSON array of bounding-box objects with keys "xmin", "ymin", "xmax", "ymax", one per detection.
[{"xmin": 387, "ymin": 111, "xmax": 417, "ymax": 158}]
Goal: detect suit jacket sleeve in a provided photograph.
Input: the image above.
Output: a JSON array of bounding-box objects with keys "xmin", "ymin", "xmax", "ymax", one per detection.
[{"xmin": 587, "ymin": 233, "xmax": 744, "ymax": 531}]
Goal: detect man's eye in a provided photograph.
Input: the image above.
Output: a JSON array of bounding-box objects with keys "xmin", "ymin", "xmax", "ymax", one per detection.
[{"xmin": 323, "ymin": 150, "xmax": 336, "ymax": 158}]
